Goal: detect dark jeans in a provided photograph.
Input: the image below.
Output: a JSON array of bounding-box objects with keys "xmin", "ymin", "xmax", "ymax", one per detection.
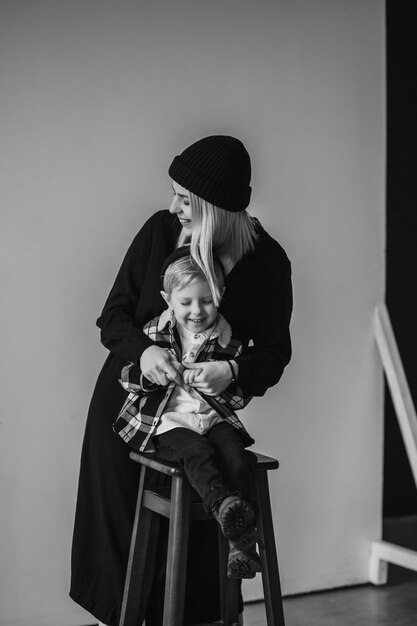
[{"xmin": 153, "ymin": 421, "xmax": 256, "ymax": 512}]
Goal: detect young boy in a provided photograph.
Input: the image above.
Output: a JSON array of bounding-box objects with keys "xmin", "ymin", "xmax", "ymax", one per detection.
[{"xmin": 113, "ymin": 247, "xmax": 262, "ymax": 578}]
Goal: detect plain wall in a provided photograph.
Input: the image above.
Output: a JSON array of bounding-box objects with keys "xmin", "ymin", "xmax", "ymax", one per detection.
[{"xmin": 0, "ymin": 1, "xmax": 385, "ymax": 624}]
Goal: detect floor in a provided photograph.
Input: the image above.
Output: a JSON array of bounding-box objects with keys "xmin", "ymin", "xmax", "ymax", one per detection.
[
  {"xmin": 94, "ymin": 518, "xmax": 417, "ymax": 626},
  {"xmin": 95, "ymin": 569, "xmax": 417, "ymax": 626},
  {"xmin": 244, "ymin": 574, "xmax": 417, "ymax": 626},
  {"xmin": 244, "ymin": 516, "xmax": 417, "ymax": 626}
]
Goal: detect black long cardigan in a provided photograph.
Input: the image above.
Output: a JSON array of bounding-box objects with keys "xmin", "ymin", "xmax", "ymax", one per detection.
[{"xmin": 70, "ymin": 210, "xmax": 292, "ymax": 625}]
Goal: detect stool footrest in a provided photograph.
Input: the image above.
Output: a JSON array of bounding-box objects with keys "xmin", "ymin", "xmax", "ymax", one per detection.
[{"xmin": 144, "ymin": 489, "xmax": 212, "ymax": 521}]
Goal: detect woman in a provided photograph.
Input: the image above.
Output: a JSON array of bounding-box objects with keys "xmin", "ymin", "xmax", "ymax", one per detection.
[{"xmin": 70, "ymin": 135, "xmax": 292, "ymax": 625}]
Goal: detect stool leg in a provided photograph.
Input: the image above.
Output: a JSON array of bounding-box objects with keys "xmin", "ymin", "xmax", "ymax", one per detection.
[
  {"xmin": 163, "ymin": 475, "xmax": 191, "ymax": 626},
  {"xmin": 119, "ymin": 465, "xmax": 160, "ymax": 626},
  {"xmin": 218, "ymin": 527, "xmax": 240, "ymax": 626},
  {"xmin": 255, "ymin": 471, "xmax": 286, "ymax": 626}
]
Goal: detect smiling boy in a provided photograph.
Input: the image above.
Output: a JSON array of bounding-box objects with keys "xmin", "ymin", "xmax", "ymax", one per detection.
[{"xmin": 113, "ymin": 247, "xmax": 263, "ymax": 578}]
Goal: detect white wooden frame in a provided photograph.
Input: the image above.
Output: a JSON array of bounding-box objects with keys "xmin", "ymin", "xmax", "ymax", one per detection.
[{"xmin": 369, "ymin": 303, "xmax": 417, "ymax": 584}]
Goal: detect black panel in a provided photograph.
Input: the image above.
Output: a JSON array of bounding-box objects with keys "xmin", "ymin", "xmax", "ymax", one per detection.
[{"xmin": 384, "ymin": 0, "xmax": 417, "ymax": 516}]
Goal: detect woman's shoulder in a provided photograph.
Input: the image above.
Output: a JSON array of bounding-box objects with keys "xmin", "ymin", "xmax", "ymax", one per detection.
[{"xmin": 252, "ymin": 218, "xmax": 291, "ymax": 270}]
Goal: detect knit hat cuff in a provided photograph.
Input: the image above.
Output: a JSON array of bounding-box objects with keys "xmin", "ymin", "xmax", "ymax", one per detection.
[{"xmin": 169, "ymin": 155, "xmax": 251, "ymax": 212}]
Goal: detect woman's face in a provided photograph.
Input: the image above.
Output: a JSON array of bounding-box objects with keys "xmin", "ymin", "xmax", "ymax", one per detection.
[{"xmin": 169, "ymin": 181, "xmax": 193, "ymax": 232}]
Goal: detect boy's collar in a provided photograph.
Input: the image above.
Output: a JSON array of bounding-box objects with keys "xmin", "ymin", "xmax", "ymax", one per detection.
[{"xmin": 157, "ymin": 308, "xmax": 232, "ymax": 348}]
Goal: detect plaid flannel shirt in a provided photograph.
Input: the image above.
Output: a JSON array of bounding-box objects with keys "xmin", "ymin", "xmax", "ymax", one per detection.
[{"xmin": 113, "ymin": 311, "xmax": 254, "ymax": 453}]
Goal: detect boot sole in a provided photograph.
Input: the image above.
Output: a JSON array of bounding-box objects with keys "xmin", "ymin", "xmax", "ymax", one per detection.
[
  {"xmin": 227, "ymin": 556, "xmax": 262, "ymax": 579},
  {"xmin": 219, "ymin": 499, "xmax": 255, "ymax": 540}
]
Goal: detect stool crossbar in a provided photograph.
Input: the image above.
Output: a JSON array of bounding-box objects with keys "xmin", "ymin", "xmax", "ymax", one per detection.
[{"xmin": 119, "ymin": 451, "xmax": 285, "ymax": 626}]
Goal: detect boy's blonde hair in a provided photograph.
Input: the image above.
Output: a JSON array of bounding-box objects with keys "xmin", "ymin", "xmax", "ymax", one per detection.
[
  {"xmin": 163, "ymin": 255, "xmax": 225, "ymax": 297},
  {"xmin": 177, "ymin": 194, "xmax": 258, "ymax": 305}
]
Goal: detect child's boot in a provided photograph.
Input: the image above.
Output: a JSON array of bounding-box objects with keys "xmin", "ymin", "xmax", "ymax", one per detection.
[
  {"xmin": 227, "ymin": 528, "xmax": 264, "ymax": 579},
  {"xmin": 212, "ymin": 494, "xmax": 255, "ymax": 541}
]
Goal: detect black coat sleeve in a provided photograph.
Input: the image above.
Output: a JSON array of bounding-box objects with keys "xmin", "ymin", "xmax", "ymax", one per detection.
[
  {"xmin": 234, "ymin": 248, "xmax": 293, "ymax": 397},
  {"xmin": 96, "ymin": 214, "xmax": 163, "ymax": 364}
]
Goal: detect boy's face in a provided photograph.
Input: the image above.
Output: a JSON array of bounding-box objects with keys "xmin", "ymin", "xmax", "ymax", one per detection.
[{"xmin": 162, "ymin": 278, "xmax": 219, "ymax": 334}]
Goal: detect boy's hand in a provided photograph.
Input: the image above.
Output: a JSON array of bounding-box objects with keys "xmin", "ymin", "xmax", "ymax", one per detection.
[
  {"xmin": 183, "ymin": 361, "xmax": 232, "ymax": 395},
  {"xmin": 182, "ymin": 366, "xmax": 203, "ymax": 386},
  {"xmin": 140, "ymin": 345, "xmax": 183, "ymax": 386}
]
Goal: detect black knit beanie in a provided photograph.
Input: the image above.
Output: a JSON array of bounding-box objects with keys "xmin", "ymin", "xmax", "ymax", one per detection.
[{"xmin": 168, "ymin": 135, "xmax": 252, "ymax": 212}]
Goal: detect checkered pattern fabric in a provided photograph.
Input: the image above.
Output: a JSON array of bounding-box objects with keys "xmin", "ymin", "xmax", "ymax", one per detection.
[{"xmin": 113, "ymin": 313, "xmax": 254, "ymax": 452}]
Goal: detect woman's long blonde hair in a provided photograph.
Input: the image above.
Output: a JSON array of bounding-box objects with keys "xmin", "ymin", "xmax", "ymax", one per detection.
[{"xmin": 177, "ymin": 193, "xmax": 258, "ymax": 305}]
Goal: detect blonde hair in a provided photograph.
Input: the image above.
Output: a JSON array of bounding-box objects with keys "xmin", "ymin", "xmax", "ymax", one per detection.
[
  {"xmin": 177, "ymin": 194, "xmax": 258, "ymax": 305},
  {"xmin": 163, "ymin": 255, "xmax": 224, "ymax": 296}
]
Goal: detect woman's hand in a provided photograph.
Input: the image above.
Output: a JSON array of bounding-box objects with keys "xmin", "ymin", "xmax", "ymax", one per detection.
[
  {"xmin": 140, "ymin": 345, "xmax": 183, "ymax": 386},
  {"xmin": 183, "ymin": 361, "xmax": 233, "ymax": 396}
]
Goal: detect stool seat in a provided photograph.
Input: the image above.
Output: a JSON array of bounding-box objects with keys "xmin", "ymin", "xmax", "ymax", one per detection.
[
  {"xmin": 119, "ymin": 450, "xmax": 285, "ymax": 626},
  {"xmin": 130, "ymin": 450, "xmax": 279, "ymax": 475}
]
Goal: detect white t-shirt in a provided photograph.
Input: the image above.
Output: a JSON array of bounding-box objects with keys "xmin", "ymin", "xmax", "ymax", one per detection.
[{"xmin": 155, "ymin": 322, "xmax": 223, "ymax": 436}]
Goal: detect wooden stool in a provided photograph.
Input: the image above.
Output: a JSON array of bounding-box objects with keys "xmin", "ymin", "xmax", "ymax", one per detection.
[{"xmin": 119, "ymin": 451, "xmax": 285, "ymax": 626}]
